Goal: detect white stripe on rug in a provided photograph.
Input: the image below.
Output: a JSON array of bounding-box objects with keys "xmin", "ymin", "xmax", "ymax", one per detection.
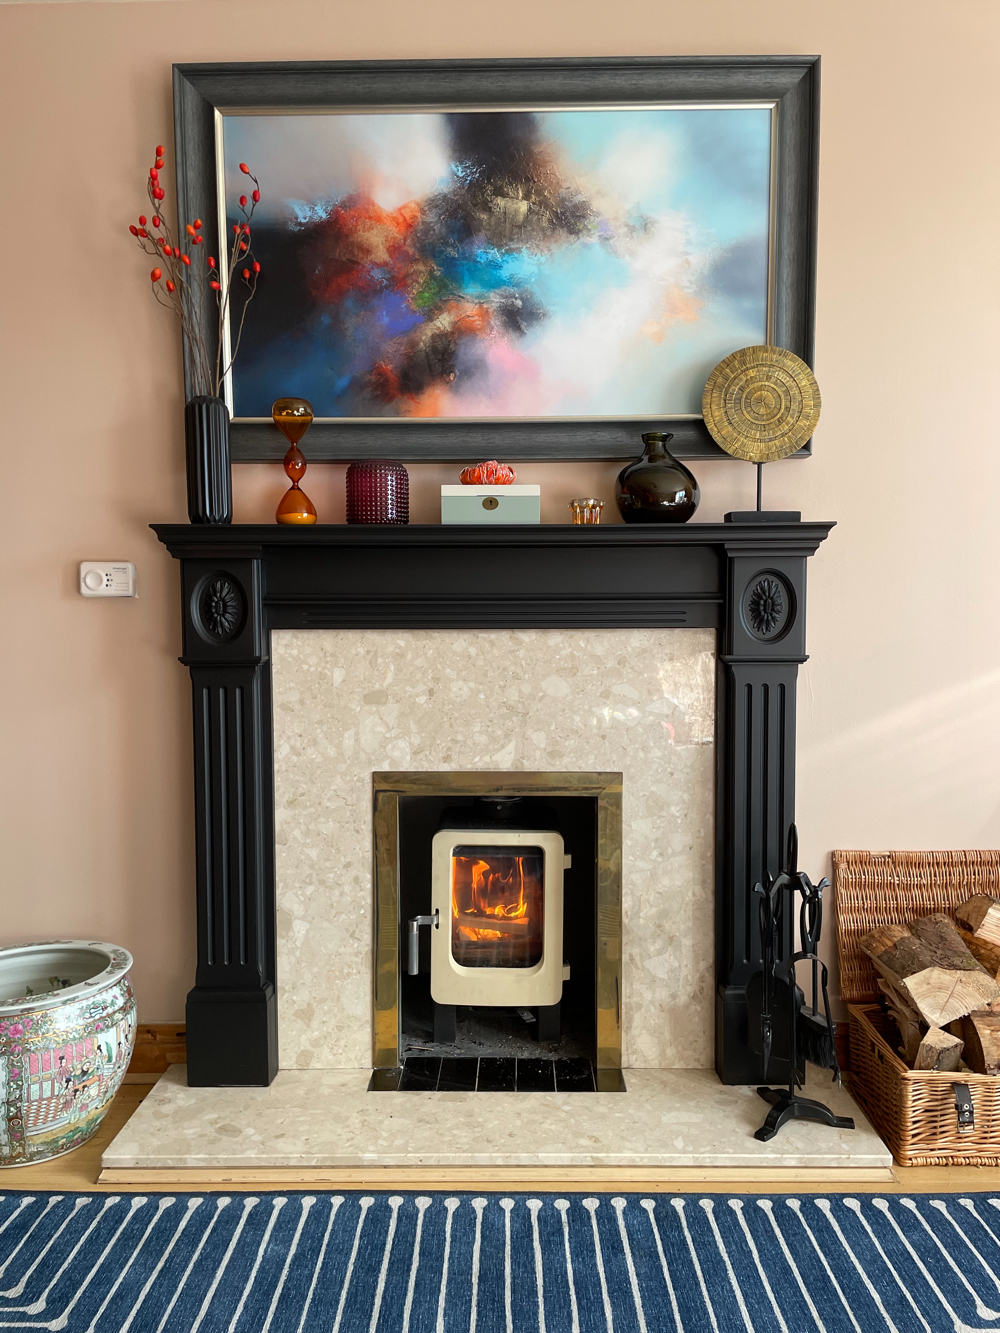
[
  {"xmin": 118, "ymin": 1198, "xmax": 202, "ymax": 1333},
  {"xmin": 469, "ymin": 1197, "xmax": 487, "ymax": 1333},
  {"xmin": 189, "ymin": 1195, "xmax": 259, "ymax": 1333},
  {"xmin": 226, "ymin": 1197, "xmax": 287, "ymax": 1333},
  {"xmin": 814, "ymin": 1197, "xmax": 904, "ymax": 1333},
  {"xmin": 369, "ymin": 1195, "xmax": 402, "ymax": 1333},
  {"xmin": 699, "ymin": 1199, "xmax": 754, "ymax": 1333},
  {"xmin": 331, "ymin": 1195, "xmax": 374, "ymax": 1333},
  {"xmin": 611, "ymin": 1197, "xmax": 647, "ymax": 1333},
  {"xmin": 295, "ymin": 1194, "xmax": 343, "ymax": 1333},
  {"xmin": 401, "ymin": 1196, "xmax": 432, "ymax": 1333},
  {"xmin": 639, "ymin": 1200, "xmax": 684, "ymax": 1333},
  {"xmin": 0, "ymin": 1200, "xmax": 91, "ymax": 1300},
  {"xmin": 670, "ymin": 1197, "xmax": 721, "ymax": 1333},
  {"xmin": 153, "ymin": 1197, "xmax": 230, "ymax": 1333},
  {"xmin": 728, "ymin": 1199, "xmax": 789, "ymax": 1333},
  {"xmin": 262, "ymin": 1196, "xmax": 316, "ymax": 1333},
  {"xmin": 83, "ymin": 1197, "xmax": 175, "ymax": 1333},
  {"xmin": 553, "ymin": 1200, "xmax": 581, "ymax": 1333},
  {"xmin": 582, "ymin": 1197, "xmax": 614, "ymax": 1333},
  {"xmin": 755, "ymin": 1199, "xmax": 827, "ymax": 1333},
  {"xmin": 527, "ymin": 1199, "xmax": 547, "ymax": 1333}
]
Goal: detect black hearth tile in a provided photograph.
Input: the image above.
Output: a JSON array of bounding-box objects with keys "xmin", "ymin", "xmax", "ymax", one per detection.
[
  {"xmin": 516, "ymin": 1058, "xmax": 556, "ymax": 1092},
  {"xmin": 594, "ymin": 1068, "xmax": 628, "ymax": 1093},
  {"xmin": 554, "ymin": 1058, "xmax": 595, "ymax": 1092},
  {"xmin": 437, "ymin": 1057, "xmax": 479, "ymax": 1091},
  {"xmin": 399, "ymin": 1057, "xmax": 441, "ymax": 1091},
  {"xmin": 477, "ymin": 1058, "xmax": 516, "ymax": 1092},
  {"xmin": 367, "ymin": 1067, "xmax": 402, "ymax": 1092}
]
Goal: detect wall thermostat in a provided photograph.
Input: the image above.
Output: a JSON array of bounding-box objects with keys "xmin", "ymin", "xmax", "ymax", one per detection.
[{"xmin": 79, "ymin": 562, "xmax": 137, "ymax": 598}]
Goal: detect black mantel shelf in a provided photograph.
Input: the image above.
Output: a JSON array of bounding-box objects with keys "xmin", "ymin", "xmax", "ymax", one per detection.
[{"xmin": 153, "ymin": 519, "xmax": 834, "ymax": 1087}]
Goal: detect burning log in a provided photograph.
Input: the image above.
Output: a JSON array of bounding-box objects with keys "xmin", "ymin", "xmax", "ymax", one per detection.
[{"xmin": 860, "ymin": 913, "xmax": 1000, "ymax": 1029}]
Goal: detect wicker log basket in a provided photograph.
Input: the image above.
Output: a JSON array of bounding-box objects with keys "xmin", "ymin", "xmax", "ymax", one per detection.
[{"xmin": 834, "ymin": 849, "xmax": 1000, "ymax": 1166}]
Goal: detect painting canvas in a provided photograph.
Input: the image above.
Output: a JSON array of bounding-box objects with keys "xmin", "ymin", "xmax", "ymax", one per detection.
[{"xmin": 222, "ymin": 106, "xmax": 772, "ymax": 422}]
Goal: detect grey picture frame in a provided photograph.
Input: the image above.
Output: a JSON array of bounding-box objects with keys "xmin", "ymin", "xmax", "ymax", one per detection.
[{"xmin": 172, "ymin": 55, "xmax": 820, "ymax": 463}]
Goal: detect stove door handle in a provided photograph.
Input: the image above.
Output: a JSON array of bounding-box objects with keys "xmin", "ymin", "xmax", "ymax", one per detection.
[{"xmin": 408, "ymin": 911, "xmax": 439, "ymax": 975}]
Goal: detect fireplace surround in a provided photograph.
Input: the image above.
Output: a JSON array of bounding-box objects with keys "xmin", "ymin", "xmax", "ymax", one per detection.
[{"xmin": 153, "ymin": 520, "xmax": 833, "ymax": 1087}]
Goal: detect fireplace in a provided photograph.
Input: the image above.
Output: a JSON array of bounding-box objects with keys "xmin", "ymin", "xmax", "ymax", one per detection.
[{"xmin": 152, "ymin": 520, "xmax": 833, "ymax": 1087}]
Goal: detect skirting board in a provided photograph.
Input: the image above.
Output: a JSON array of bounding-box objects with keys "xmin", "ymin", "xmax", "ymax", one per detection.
[{"xmin": 99, "ymin": 1165, "xmax": 894, "ymax": 1187}]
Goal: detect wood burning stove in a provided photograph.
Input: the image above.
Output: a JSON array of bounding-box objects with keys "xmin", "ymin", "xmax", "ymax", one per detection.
[{"xmin": 427, "ymin": 828, "xmax": 570, "ymax": 1008}]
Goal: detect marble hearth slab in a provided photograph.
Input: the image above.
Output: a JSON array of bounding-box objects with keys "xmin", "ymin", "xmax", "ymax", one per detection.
[{"xmin": 102, "ymin": 1066, "xmax": 891, "ymax": 1173}]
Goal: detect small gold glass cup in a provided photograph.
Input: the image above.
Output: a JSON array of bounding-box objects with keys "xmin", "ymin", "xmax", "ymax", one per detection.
[{"xmin": 569, "ymin": 497, "xmax": 604, "ymax": 525}]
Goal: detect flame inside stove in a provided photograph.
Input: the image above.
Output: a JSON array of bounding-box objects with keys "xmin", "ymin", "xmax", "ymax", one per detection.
[{"xmin": 450, "ymin": 844, "xmax": 544, "ymax": 968}]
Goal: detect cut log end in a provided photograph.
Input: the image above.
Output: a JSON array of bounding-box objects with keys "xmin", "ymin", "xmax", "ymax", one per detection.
[{"xmin": 914, "ymin": 1026, "xmax": 963, "ymax": 1073}]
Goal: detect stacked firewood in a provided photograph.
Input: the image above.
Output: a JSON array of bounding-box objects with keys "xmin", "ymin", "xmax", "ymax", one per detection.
[{"xmin": 860, "ymin": 896, "xmax": 1000, "ymax": 1075}]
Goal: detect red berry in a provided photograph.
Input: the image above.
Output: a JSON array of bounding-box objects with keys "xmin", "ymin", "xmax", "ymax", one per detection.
[
  {"xmin": 149, "ymin": 167, "xmax": 158, "ymax": 180},
  {"xmin": 138, "ymin": 228, "xmax": 148, "ymax": 238},
  {"xmin": 185, "ymin": 224, "xmax": 195, "ymax": 236},
  {"xmin": 192, "ymin": 236, "xmax": 203, "ymax": 245},
  {"xmin": 153, "ymin": 187, "xmax": 165, "ymax": 200},
  {"xmin": 181, "ymin": 254, "xmax": 191, "ymax": 266},
  {"xmin": 252, "ymin": 190, "xmax": 260, "ymax": 203},
  {"xmin": 155, "ymin": 158, "xmax": 165, "ymax": 169},
  {"xmin": 155, "ymin": 144, "xmax": 165, "ymax": 156},
  {"xmin": 165, "ymin": 279, "xmax": 175, "ymax": 293},
  {"xmin": 193, "ymin": 218, "xmax": 202, "ymax": 230},
  {"xmin": 232, "ymin": 224, "xmax": 240, "ymax": 234},
  {"xmin": 152, "ymin": 217, "xmax": 161, "ymax": 228},
  {"xmin": 239, "ymin": 195, "xmax": 247, "ymax": 207},
  {"xmin": 239, "ymin": 162, "xmax": 250, "ymax": 174},
  {"xmin": 139, "ymin": 215, "xmax": 147, "ymax": 225},
  {"xmin": 239, "ymin": 241, "xmax": 248, "ymax": 250},
  {"xmin": 150, "ymin": 267, "xmax": 161, "ymax": 281},
  {"xmin": 242, "ymin": 224, "xmax": 250, "ymax": 234},
  {"xmin": 210, "ymin": 280, "xmax": 221, "ymax": 290},
  {"xmin": 252, "ymin": 261, "xmax": 261, "ymax": 273},
  {"xmin": 207, "ymin": 257, "xmax": 216, "ymax": 268},
  {"xmin": 242, "ymin": 267, "xmax": 250, "ymax": 279},
  {"xmin": 129, "ymin": 224, "xmax": 138, "ymax": 236}
]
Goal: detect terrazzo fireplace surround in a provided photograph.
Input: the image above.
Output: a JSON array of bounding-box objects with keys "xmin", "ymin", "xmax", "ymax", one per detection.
[
  {"xmin": 273, "ymin": 627, "xmax": 715, "ymax": 1072},
  {"xmin": 103, "ymin": 521, "xmax": 893, "ymax": 1177}
]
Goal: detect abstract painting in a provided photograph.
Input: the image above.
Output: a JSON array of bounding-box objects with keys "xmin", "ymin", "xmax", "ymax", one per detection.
[{"xmin": 221, "ymin": 106, "xmax": 772, "ymax": 421}]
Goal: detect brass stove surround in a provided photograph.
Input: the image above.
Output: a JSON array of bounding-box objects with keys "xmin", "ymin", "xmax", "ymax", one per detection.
[{"xmin": 372, "ymin": 771, "xmax": 623, "ymax": 1074}]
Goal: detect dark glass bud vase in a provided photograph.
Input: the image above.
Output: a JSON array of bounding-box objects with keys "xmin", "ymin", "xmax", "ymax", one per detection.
[
  {"xmin": 346, "ymin": 460, "xmax": 409, "ymax": 524},
  {"xmin": 615, "ymin": 431, "xmax": 699, "ymax": 524},
  {"xmin": 184, "ymin": 396, "xmax": 232, "ymax": 525}
]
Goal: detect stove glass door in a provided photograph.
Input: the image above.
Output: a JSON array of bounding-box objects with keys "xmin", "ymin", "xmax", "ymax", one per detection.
[{"xmin": 450, "ymin": 844, "xmax": 544, "ymax": 969}]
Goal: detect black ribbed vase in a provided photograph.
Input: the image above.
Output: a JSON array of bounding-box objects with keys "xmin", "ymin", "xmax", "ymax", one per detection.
[{"xmin": 184, "ymin": 396, "xmax": 233, "ymax": 525}]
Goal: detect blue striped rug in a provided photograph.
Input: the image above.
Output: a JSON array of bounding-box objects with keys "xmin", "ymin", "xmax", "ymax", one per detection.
[{"xmin": 2, "ymin": 1190, "xmax": 1000, "ymax": 1332}]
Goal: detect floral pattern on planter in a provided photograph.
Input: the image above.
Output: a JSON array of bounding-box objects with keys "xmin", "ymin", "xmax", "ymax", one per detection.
[{"xmin": 0, "ymin": 948, "xmax": 136, "ymax": 1167}]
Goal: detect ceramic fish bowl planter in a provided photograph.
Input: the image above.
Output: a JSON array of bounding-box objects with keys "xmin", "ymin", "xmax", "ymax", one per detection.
[{"xmin": 0, "ymin": 941, "xmax": 136, "ymax": 1167}]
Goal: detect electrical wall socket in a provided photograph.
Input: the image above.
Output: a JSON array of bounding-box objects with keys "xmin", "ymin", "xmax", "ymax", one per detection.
[{"xmin": 79, "ymin": 562, "xmax": 137, "ymax": 598}]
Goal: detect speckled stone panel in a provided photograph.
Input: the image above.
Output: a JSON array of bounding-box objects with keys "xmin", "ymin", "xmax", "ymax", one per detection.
[{"xmin": 272, "ymin": 629, "xmax": 716, "ymax": 1070}]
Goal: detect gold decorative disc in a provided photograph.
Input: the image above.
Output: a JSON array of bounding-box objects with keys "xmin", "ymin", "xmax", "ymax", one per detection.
[{"xmin": 702, "ymin": 345, "xmax": 821, "ymax": 462}]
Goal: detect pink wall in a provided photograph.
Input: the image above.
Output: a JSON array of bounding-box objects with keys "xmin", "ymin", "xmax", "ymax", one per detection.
[{"xmin": 2, "ymin": 0, "xmax": 999, "ymax": 1021}]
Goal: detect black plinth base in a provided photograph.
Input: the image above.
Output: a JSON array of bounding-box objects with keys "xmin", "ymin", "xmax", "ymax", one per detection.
[
  {"xmin": 753, "ymin": 1086, "xmax": 856, "ymax": 1142},
  {"xmin": 185, "ymin": 984, "xmax": 278, "ymax": 1086},
  {"xmin": 725, "ymin": 511, "xmax": 802, "ymax": 523},
  {"xmin": 433, "ymin": 1002, "xmax": 457, "ymax": 1045},
  {"xmin": 536, "ymin": 1002, "xmax": 561, "ymax": 1042}
]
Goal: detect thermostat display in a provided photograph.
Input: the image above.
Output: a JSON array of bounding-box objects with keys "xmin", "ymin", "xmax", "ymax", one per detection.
[{"xmin": 79, "ymin": 562, "xmax": 137, "ymax": 598}]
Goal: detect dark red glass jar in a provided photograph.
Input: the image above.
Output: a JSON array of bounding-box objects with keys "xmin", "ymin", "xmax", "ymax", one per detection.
[{"xmin": 345, "ymin": 460, "xmax": 409, "ymax": 524}]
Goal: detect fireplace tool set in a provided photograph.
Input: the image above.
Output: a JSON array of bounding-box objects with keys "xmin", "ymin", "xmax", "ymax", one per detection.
[{"xmin": 747, "ymin": 825, "xmax": 855, "ymax": 1142}]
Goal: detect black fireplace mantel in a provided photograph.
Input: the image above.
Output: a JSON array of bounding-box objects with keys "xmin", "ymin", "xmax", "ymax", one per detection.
[{"xmin": 153, "ymin": 520, "xmax": 834, "ymax": 1086}]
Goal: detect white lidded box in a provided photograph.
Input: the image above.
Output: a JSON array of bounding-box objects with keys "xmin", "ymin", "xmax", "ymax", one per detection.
[{"xmin": 441, "ymin": 485, "xmax": 541, "ymax": 524}]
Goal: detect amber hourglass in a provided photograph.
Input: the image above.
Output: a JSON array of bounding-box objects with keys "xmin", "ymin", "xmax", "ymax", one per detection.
[{"xmin": 273, "ymin": 397, "xmax": 318, "ymax": 525}]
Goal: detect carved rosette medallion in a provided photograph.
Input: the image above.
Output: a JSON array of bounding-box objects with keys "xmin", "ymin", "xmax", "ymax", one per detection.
[
  {"xmin": 195, "ymin": 573, "xmax": 246, "ymax": 643},
  {"xmin": 742, "ymin": 574, "xmax": 792, "ymax": 641}
]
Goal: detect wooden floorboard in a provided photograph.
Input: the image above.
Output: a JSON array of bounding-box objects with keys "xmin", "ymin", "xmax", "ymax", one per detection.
[{"xmin": 4, "ymin": 1080, "xmax": 1000, "ymax": 1194}]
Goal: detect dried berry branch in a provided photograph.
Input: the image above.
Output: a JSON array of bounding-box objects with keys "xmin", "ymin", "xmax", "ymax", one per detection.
[{"xmin": 127, "ymin": 145, "xmax": 262, "ymax": 401}]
